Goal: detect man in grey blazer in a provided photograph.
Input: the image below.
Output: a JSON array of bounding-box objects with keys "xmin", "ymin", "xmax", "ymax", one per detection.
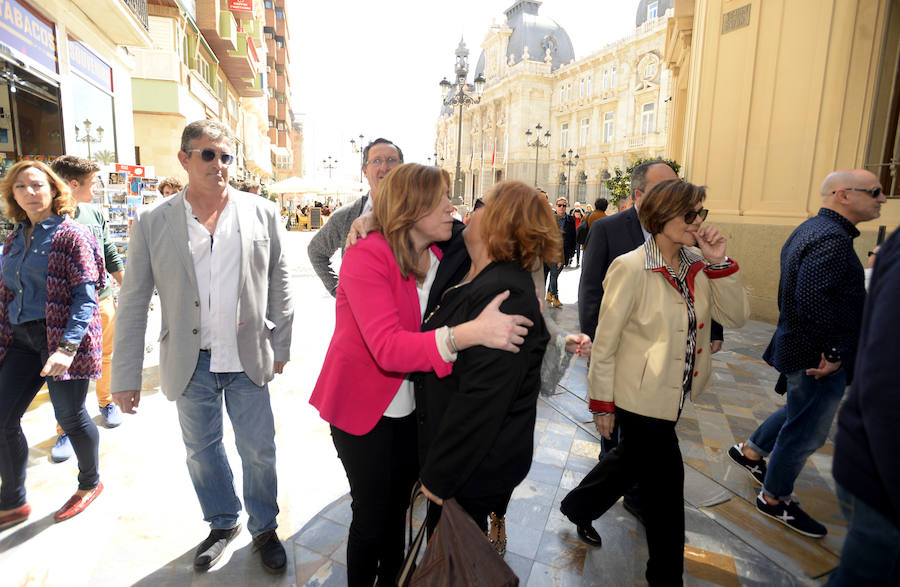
[
  {"xmin": 308, "ymin": 138, "xmax": 403, "ymax": 295},
  {"xmin": 111, "ymin": 120, "xmax": 293, "ymax": 574}
]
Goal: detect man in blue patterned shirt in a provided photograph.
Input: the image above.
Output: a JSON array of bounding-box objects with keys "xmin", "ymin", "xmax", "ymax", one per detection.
[{"xmin": 728, "ymin": 168, "xmax": 886, "ymax": 538}]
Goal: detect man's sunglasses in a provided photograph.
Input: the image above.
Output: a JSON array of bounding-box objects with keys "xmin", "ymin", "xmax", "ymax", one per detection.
[
  {"xmin": 684, "ymin": 208, "xmax": 709, "ymax": 223},
  {"xmin": 834, "ymin": 187, "xmax": 882, "ymax": 198},
  {"xmin": 186, "ymin": 149, "xmax": 235, "ymax": 165}
]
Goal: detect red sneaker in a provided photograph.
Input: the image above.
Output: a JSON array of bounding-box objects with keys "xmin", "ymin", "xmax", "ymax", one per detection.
[
  {"xmin": 0, "ymin": 504, "xmax": 31, "ymax": 529},
  {"xmin": 54, "ymin": 482, "xmax": 103, "ymax": 522}
]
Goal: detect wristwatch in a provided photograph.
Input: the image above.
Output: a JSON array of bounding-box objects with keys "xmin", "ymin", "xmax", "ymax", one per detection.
[
  {"xmin": 823, "ymin": 347, "xmax": 841, "ymax": 364},
  {"xmin": 57, "ymin": 341, "xmax": 80, "ymax": 355}
]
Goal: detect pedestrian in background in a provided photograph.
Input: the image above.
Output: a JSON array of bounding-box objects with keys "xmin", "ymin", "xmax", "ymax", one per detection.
[
  {"xmin": 0, "ymin": 160, "xmax": 106, "ymax": 529},
  {"xmin": 546, "ymin": 197, "xmax": 576, "ymax": 307},
  {"xmin": 48, "ymin": 156, "xmax": 125, "ymax": 463}
]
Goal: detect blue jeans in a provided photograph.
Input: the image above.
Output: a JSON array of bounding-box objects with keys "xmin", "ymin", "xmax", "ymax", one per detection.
[
  {"xmin": 746, "ymin": 368, "xmax": 845, "ymax": 501},
  {"xmin": 547, "ymin": 263, "xmax": 563, "ymax": 296},
  {"xmin": 175, "ymin": 351, "xmax": 278, "ymax": 535},
  {"xmin": 0, "ymin": 321, "xmax": 99, "ymax": 509},
  {"xmin": 827, "ymin": 484, "xmax": 900, "ymax": 586}
]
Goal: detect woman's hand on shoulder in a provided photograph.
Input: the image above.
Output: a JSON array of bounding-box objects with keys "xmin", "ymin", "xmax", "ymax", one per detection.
[
  {"xmin": 454, "ymin": 290, "xmax": 534, "ymax": 353},
  {"xmin": 344, "ymin": 213, "xmax": 374, "ymax": 250},
  {"xmin": 40, "ymin": 350, "xmax": 74, "ymax": 377}
]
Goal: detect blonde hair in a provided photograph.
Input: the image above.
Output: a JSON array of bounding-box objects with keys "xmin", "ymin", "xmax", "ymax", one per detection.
[
  {"xmin": 1, "ymin": 160, "xmax": 75, "ymax": 223},
  {"xmin": 371, "ymin": 163, "xmax": 451, "ymax": 280},
  {"xmin": 480, "ymin": 181, "xmax": 563, "ymax": 269}
]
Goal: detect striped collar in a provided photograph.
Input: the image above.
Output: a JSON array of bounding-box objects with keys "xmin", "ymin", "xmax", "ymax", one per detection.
[{"xmin": 643, "ymin": 236, "xmax": 705, "ymax": 280}]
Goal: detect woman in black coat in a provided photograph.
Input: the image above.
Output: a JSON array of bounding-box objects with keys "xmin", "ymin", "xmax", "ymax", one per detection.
[{"xmin": 417, "ymin": 181, "xmax": 563, "ymax": 534}]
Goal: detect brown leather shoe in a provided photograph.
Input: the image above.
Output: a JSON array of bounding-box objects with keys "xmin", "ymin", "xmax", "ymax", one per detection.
[{"xmin": 54, "ymin": 482, "xmax": 103, "ymax": 522}]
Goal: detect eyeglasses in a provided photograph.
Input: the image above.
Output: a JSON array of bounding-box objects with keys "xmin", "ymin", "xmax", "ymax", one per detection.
[
  {"xmin": 684, "ymin": 208, "xmax": 708, "ymax": 223},
  {"xmin": 834, "ymin": 187, "xmax": 882, "ymax": 198},
  {"xmin": 186, "ymin": 149, "xmax": 235, "ymax": 165},
  {"xmin": 557, "ymin": 203, "xmax": 567, "ymax": 208},
  {"xmin": 473, "ymin": 198, "xmax": 485, "ymax": 210},
  {"xmin": 366, "ymin": 157, "xmax": 400, "ymax": 167}
]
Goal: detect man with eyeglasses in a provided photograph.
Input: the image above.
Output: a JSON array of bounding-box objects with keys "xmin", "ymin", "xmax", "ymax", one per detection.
[
  {"xmin": 110, "ymin": 120, "xmax": 294, "ymax": 574},
  {"xmin": 729, "ymin": 168, "xmax": 886, "ymax": 539},
  {"xmin": 545, "ymin": 198, "xmax": 577, "ymax": 308},
  {"xmin": 308, "ymin": 138, "xmax": 403, "ymax": 295},
  {"xmin": 45, "ymin": 156, "xmax": 125, "ymax": 462}
]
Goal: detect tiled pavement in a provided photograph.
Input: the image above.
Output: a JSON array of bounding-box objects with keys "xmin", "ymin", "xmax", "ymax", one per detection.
[
  {"xmin": 295, "ymin": 304, "xmax": 844, "ymax": 586},
  {"xmin": 0, "ymin": 246, "xmax": 844, "ymax": 586}
]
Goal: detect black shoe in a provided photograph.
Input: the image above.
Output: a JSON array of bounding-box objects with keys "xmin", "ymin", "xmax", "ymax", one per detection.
[
  {"xmin": 755, "ymin": 494, "xmax": 826, "ymax": 538},
  {"xmin": 575, "ymin": 522, "xmax": 603, "ymax": 546},
  {"xmin": 622, "ymin": 498, "xmax": 646, "ymax": 526},
  {"xmin": 194, "ymin": 524, "xmax": 242, "ymax": 571},
  {"xmin": 728, "ymin": 443, "xmax": 767, "ymax": 485},
  {"xmin": 253, "ymin": 529, "xmax": 287, "ymax": 574}
]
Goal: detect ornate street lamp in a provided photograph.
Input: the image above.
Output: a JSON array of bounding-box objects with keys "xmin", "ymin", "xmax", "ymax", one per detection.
[
  {"xmin": 561, "ymin": 148, "xmax": 579, "ymax": 205},
  {"xmin": 440, "ymin": 38, "xmax": 485, "ymax": 206},
  {"xmin": 349, "ymin": 134, "xmax": 364, "ymax": 182},
  {"xmin": 525, "ymin": 123, "xmax": 551, "ymax": 187},
  {"xmin": 322, "ymin": 155, "xmax": 338, "ymax": 179},
  {"xmin": 75, "ymin": 119, "xmax": 104, "ymax": 160}
]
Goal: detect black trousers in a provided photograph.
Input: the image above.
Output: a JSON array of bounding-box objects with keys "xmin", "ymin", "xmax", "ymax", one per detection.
[
  {"xmin": 561, "ymin": 409, "xmax": 685, "ymax": 585},
  {"xmin": 331, "ymin": 414, "xmax": 419, "ymax": 587}
]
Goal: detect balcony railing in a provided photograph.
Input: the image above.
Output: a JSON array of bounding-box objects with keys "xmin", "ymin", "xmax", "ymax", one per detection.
[{"xmin": 123, "ymin": 0, "xmax": 149, "ymax": 29}]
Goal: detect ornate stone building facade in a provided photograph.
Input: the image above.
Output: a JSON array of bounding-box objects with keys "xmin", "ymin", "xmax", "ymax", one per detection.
[{"xmin": 435, "ymin": 0, "xmax": 672, "ymax": 206}]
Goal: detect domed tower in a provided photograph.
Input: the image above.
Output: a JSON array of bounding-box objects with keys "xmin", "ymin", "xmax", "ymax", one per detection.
[
  {"xmin": 474, "ymin": 0, "xmax": 575, "ymax": 79},
  {"xmin": 635, "ymin": 0, "xmax": 673, "ymax": 27}
]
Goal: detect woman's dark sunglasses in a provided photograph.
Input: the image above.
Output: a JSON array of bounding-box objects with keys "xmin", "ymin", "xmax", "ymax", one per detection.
[
  {"xmin": 684, "ymin": 208, "xmax": 708, "ymax": 223},
  {"xmin": 186, "ymin": 148, "xmax": 235, "ymax": 165}
]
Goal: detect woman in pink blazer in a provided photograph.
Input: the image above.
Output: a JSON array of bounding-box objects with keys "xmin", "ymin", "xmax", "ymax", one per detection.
[{"xmin": 310, "ymin": 164, "xmax": 527, "ymax": 586}]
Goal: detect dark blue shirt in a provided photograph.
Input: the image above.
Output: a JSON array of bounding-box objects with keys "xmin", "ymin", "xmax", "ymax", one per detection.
[
  {"xmin": 763, "ymin": 208, "xmax": 865, "ymax": 377},
  {"xmin": 1, "ymin": 215, "xmax": 97, "ymax": 344}
]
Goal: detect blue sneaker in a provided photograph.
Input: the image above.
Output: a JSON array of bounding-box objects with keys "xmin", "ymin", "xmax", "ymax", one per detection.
[
  {"xmin": 100, "ymin": 403, "xmax": 122, "ymax": 428},
  {"xmin": 51, "ymin": 434, "xmax": 73, "ymax": 463}
]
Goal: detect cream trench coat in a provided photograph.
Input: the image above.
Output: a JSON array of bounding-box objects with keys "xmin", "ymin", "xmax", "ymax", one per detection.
[{"xmin": 588, "ymin": 245, "xmax": 750, "ymax": 422}]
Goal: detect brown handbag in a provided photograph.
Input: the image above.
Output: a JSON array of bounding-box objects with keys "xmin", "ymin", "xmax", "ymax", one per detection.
[{"xmin": 409, "ymin": 498, "xmax": 519, "ymax": 586}]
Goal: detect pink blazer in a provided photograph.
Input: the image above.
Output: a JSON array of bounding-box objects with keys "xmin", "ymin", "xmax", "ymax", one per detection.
[{"xmin": 310, "ymin": 233, "xmax": 453, "ymax": 435}]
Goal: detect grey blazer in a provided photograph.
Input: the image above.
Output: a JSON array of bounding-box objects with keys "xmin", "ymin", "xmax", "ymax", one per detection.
[
  {"xmin": 307, "ymin": 195, "xmax": 368, "ymax": 296},
  {"xmin": 111, "ymin": 188, "xmax": 294, "ymax": 400}
]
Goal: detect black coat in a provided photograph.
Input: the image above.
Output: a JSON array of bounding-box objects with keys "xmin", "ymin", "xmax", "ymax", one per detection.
[
  {"xmin": 558, "ymin": 213, "xmax": 577, "ymax": 263},
  {"xmin": 832, "ymin": 225, "xmax": 900, "ymax": 527},
  {"xmin": 578, "ymin": 207, "xmax": 723, "ymax": 341},
  {"xmin": 417, "ymin": 261, "xmax": 549, "ymax": 501}
]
